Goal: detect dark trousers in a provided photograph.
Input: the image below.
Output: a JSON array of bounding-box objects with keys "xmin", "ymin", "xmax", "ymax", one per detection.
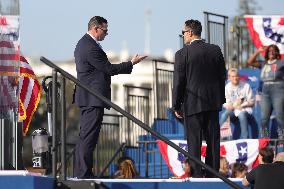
[
  {"xmin": 74, "ymin": 106, "xmax": 104, "ymax": 179},
  {"xmin": 184, "ymin": 110, "xmax": 220, "ymax": 177}
]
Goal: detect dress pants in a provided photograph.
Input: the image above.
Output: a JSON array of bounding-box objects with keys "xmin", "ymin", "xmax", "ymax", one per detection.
[
  {"xmin": 184, "ymin": 110, "xmax": 220, "ymax": 177},
  {"xmin": 74, "ymin": 106, "xmax": 104, "ymax": 179}
]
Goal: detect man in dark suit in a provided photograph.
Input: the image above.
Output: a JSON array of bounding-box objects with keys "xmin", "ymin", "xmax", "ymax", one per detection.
[
  {"xmin": 73, "ymin": 16, "xmax": 146, "ymax": 179},
  {"xmin": 172, "ymin": 19, "xmax": 226, "ymax": 177}
]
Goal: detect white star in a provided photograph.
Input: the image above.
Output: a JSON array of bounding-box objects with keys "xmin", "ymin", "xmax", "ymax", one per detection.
[
  {"xmin": 239, "ymin": 146, "xmax": 247, "ymax": 157},
  {"xmin": 267, "ymin": 32, "xmax": 272, "ymax": 37},
  {"xmin": 263, "ymin": 20, "xmax": 270, "ymax": 27}
]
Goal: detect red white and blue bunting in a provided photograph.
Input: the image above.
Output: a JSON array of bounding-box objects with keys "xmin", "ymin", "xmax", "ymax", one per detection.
[
  {"xmin": 157, "ymin": 139, "xmax": 269, "ymax": 177},
  {"xmin": 245, "ymin": 15, "xmax": 284, "ymax": 59}
]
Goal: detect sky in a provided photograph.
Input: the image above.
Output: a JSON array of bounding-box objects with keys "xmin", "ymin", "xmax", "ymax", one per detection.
[{"xmin": 19, "ymin": 0, "xmax": 284, "ymax": 61}]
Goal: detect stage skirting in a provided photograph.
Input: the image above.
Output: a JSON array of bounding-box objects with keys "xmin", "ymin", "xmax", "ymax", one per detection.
[
  {"xmin": 0, "ymin": 171, "xmax": 54, "ymax": 189},
  {"xmin": 75, "ymin": 178, "xmax": 248, "ymax": 189},
  {"xmin": 0, "ymin": 171, "xmax": 247, "ymax": 189}
]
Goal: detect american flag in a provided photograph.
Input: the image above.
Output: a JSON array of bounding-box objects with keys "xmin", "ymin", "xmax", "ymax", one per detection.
[
  {"xmin": 18, "ymin": 55, "xmax": 42, "ymax": 135},
  {"xmin": 0, "ymin": 39, "xmax": 19, "ymax": 114},
  {"xmin": 220, "ymin": 117, "xmax": 232, "ymax": 138},
  {"xmin": 1, "ymin": 17, "xmax": 41, "ymax": 135}
]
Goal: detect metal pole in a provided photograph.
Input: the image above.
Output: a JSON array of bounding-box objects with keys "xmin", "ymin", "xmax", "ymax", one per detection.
[
  {"xmin": 204, "ymin": 12, "xmax": 208, "ymax": 42},
  {"xmin": 60, "ymin": 76, "xmax": 66, "ymax": 180},
  {"xmin": 52, "ymin": 69, "xmax": 57, "ymax": 178},
  {"xmin": 0, "ymin": 119, "xmax": 4, "ymax": 169},
  {"xmin": 154, "ymin": 60, "xmax": 160, "ymax": 118},
  {"xmin": 145, "ymin": 143, "xmax": 149, "ymax": 178},
  {"xmin": 125, "ymin": 86, "xmax": 130, "ymax": 146},
  {"xmin": 223, "ymin": 17, "xmax": 228, "ymax": 64}
]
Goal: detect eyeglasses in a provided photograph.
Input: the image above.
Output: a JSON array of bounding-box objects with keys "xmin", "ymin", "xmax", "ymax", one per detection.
[
  {"xmin": 98, "ymin": 27, "xmax": 108, "ymax": 34},
  {"xmin": 181, "ymin": 30, "xmax": 190, "ymax": 35}
]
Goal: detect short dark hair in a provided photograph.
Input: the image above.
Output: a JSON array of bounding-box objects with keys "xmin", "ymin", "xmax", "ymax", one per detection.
[
  {"xmin": 264, "ymin": 44, "xmax": 280, "ymax": 61},
  {"xmin": 231, "ymin": 162, "xmax": 248, "ymax": 178},
  {"xmin": 88, "ymin": 16, "xmax": 108, "ymax": 31},
  {"xmin": 184, "ymin": 19, "xmax": 202, "ymax": 36},
  {"xmin": 259, "ymin": 146, "xmax": 274, "ymax": 163}
]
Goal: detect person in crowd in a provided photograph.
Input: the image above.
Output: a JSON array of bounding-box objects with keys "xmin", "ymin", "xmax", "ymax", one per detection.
[
  {"xmin": 220, "ymin": 68, "xmax": 255, "ymax": 139},
  {"xmin": 113, "ymin": 156, "xmax": 139, "ymax": 179},
  {"xmin": 219, "ymin": 157, "xmax": 230, "ymax": 177},
  {"xmin": 258, "ymin": 146, "xmax": 274, "ymax": 164},
  {"xmin": 274, "ymin": 152, "xmax": 284, "ymax": 162},
  {"xmin": 231, "ymin": 162, "xmax": 248, "ymax": 178},
  {"xmin": 247, "ymin": 45, "xmax": 284, "ymax": 139},
  {"xmin": 73, "ymin": 16, "xmax": 147, "ymax": 179},
  {"xmin": 170, "ymin": 158, "xmax": 192, "ymax": 179},
  {"xmin": 172, "ymin": 19, "xmax": 226, "ymax": 178},
  {"xmin": 182, "ymin": 158, "xmax": 192, "ymax": 178},
  {"xmin": 178, "ymin": 158, "xmax": 192, "ymax": 179},
  {"xmin": 242, "ymin": 151, "xmax": 284, "ymax": 189}
]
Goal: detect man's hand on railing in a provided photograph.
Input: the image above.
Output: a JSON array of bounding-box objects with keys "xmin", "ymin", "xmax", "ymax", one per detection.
[{"xmin": 175, "ymin": 110, "xmax": 183, "ymax": 119}]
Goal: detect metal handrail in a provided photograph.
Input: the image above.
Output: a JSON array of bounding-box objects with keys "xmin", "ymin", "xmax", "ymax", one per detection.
[
  {"xmin": 40, "ymin": 56, "xmax": 242, "ymax": 189},
  {"xmin": 204, "ymin": 11, "xmax": 229, "ymax": 19}
]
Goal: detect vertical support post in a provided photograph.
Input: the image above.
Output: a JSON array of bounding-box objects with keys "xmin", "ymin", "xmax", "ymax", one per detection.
[
  {"xmin": 154, "ymin": 60, "xmax": 159, "ymax": 118},
  {"xmin": 125, "ymin": 86, "xmax": 130, "ymax": 146},
  {"xmin": 0, "ymin": 119, "xmax": 5, "ymax": 169},
  {"xmin": 60, "ymin": 76, "xmax": 66, "ymax": 180},
  {"xmin": 160, "ymin": 150, "xmax": 162, "ymax": 178},
  {"xmin": 145, "ymin": 142, "xmax": 149, "ymax": 178},
  {"xmin": 52, "ymin": 69, "xmax": 57, "ymax": 178},
  {"xmin": 223, "ymin": 17, "xmax": 228, "ymax": 64},
  {"xmin": 207, "ymin": 15, "xmax": 211, "ymax": 43},
  {"xmin": 237, "ymin": 17, "xmax": 241, "ymax": 68}
]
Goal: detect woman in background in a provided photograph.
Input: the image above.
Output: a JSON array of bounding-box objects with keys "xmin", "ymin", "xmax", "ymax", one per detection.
[
  {"xmin": 219, "ymin": 157, "xmax": 230, "ymax": 177},
  {"xmin": 113, "ymin": 157, "xmax": 139, "ymax": 179},
  {"xmin": 247, "ymin": 45, "xmax": 284, "ymax": 139}
]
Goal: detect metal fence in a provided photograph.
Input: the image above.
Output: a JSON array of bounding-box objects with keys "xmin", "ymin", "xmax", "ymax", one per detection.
[
  {"xmin": 232, "ymin": 17, "xmax": 256, "ymax": 68},
  {"xmin": 65, "ymin": 113, "xmax": 126, "ymax": 177},
  {"xmin": 153, "ymin": 60, "xmax": 174, "ymax": 119},
  {"xmin": 0, "ymin": 113, "xmax": 22, "ymax": 170},
  {"xmin": 124, "ymin": 85, "xmax": 152, "ymax": 146},
  {"xmin": 204, "ymin": 11, "xmax": 229, "ymax": 64},
  {"xmin": 94, "ymin": 114, "xmax": 124, "ymax": 176},
  {"xmin": 137, "ymin": 141, "xmax": 171, "ymax": 178}
]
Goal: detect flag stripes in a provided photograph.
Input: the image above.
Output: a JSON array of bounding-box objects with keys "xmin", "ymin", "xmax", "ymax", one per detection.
[{"xmin": 0, "ymin": 37, "xmax": 41, "ymax": 135}]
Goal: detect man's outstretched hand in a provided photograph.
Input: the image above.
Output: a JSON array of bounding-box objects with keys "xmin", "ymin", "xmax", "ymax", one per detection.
[{"xmin": 131, "ymin": 54, "xmax": 148, "ymax": 65}]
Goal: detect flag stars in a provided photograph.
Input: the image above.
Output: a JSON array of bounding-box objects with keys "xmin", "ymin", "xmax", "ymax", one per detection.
[
  {"xmin": 274, "ymin": 36, "xmax": 278, "ymax": 41},
  {"xmin": 239, "ymin": 146, "xmax": 247, "ymax": 157},
  {"xmin": 263, "ymin": 20, "xmax": 271, "ymax": 27}
]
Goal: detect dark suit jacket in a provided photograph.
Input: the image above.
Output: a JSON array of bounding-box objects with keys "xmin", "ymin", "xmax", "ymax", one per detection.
[
  {"xmin": 172, "ymin": 40, "xmax": 226, "ymax": 116},
  {"xmin": 74, "ymin": 34, "xmax": 133, "ymax": 108}
]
